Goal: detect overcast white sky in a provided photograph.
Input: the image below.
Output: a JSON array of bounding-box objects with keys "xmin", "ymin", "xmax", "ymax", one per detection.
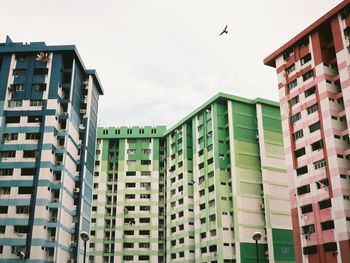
[{"xmin": 1, "ymin": 0, "xmax": 343, "ymax": 127}]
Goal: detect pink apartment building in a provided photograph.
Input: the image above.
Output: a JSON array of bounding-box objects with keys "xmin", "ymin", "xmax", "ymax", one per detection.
[{"xmin": 264, "ymin": 1, "xmax": 350, "ymax": 262}]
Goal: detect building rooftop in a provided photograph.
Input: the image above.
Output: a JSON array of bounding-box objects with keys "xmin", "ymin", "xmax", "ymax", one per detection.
[
  {"xmin": 0, "ymin": 36, "xmax": 104, "ymax": 94},
  {"xmin": 264, "ymin": 0, "xmax": 350, "ymax": 67}
]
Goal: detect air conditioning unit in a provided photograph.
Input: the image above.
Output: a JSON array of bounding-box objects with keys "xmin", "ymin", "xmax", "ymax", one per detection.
[{"xmin": 73, "ymin": 188, "xmax": 79, "ymax": 193}]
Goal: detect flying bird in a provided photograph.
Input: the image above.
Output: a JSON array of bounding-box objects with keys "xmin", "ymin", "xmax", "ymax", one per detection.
[{"xmin": 219, "ymin": 25, "xmax": 228, "ymax": 36}]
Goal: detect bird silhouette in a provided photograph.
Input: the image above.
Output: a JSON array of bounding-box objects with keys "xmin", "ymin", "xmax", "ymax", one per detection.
[{"xmin": 219, "ymin": 25, "xmax": 228, "ymax": 36}]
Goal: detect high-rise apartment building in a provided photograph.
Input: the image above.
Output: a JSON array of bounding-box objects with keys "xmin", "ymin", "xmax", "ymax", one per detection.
[
  {"xmin": 91, "ymin": 93, "xmax": 295, "ymax": 263},
  {"xmin": 264, "ymin": 1, "xmax": 350, "ymax": 262},
  {"xmin": 90, "ymin": 126, "xmax": 167, "ymax": 263},
  {"xmin": 0, "ymin": 36, "xmax": 103, "ymax": 262}
]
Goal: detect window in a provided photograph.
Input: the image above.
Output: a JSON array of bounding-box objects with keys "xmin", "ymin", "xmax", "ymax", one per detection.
[
  {"xmin": 8, "ymin": 100, "xmax": 22, "ymax": 108},
  {"xmin": 321, "ymin": 220, "xmax": 334, "ymax": 230},
  {"xmin": 139, "ymin": 243, "xmax": 150, "ymax": 248},
  {"xmin": 290, "ymin": 112, "xmax": 301, "ymax": 123},
  {"xmin": 307, "ymin": 104, "xmax": 318, "ymax": 114},
  {"xmin": 139, "ymin": 255, "xmax": 149, "ymax": 261},
  {"xmin": 296, "ymin": 165, "xmax": 308, "ymax": 176},
  {"xmin": 141, "ymin": 171, "xmax": 150, "ymax": 176},
  {"xmin": 309, "ymin": 122, "xmax": 320, "ymax": 133},
  {"xmin": 0, "ymin": 187, "xmax": 11, "ymax": 195},
  {"xmin": 2, "ymin": 133, "xmax": 18, "ymax": 141},
  {"xmin": 0, "ymin": 206, "xmax": 8, "ymax": 214},
  {"xmin": 26, "ymin": 133, "xmax": 40, "ymax": 140},
  {"xmin": 125, "ymin": 183, "xmax": 135, "ymax": 188},
  {"xmin": 126, "ymin": 171, "xmax": 136, "ymax": 176},
  {"xmin": 287, "ymin": 79, "xmax": 298, "ymax": 90},
  {"xmin": 303, "ymin": 245, "xmax": 317, "ymax": 255},
  {"xmin": 0, "ymin": 226, "xmax": 5, "ymax": 234},
  {"xmin": 293, "ymin": 129, "xmax": 304, "ymax": 140},
  {"xmin": 10, "ymin": 84, "xmax": 24, "ymax": 92},
  {"xmin": 5, "ymin": 116, "xmax": 20, "ymax": 124},
  {"xmin": 28, "ymin": 116, "xmax": 42, "ymax": 123},
  {"xmin": 301, "ymin": 53, "xmax": 312, "ymax": 65},
  {"xmin": 16, "ymin": 206, "xmax": 30, "ymax": 214},
  {"xmin": 304, "ymin": 86, "xmax": 316, "ymax": 97},
  {"xmin": 125, "ymin": 194, "xmax": 135, "ymax": 199},
  {"xmin": 319, "ymin": 199, "xmax": 332, "ymax": 210},
  {"xmin": 21, "ymin": 168, "xmax": 36, "ymax": 176},
  {"xmin": 303, "ymin": 70, "xmax": 314, "ymax": 81},
  {"xmin": 294, "ymin": 148, "xmax": 306, "ymax": 158},
  {"xmin": 141, "ymin": 160, "xmax": 151, "ymax": 165},
  {"xmin": 13, "ymin": 69, "xmax": 26, "ymax": 76},
  {"xmin": 127, "ymin": 149, "xmax": 136, "ymax": 155},
  {"xmin": 302, "ymin": 224, "xmax": 315, "ymax": 234},
  {"xmin": 288, "ymin": 96, "xmax": 299, "ymax": 106},
  {"xmin": 286, "ymin": 64, "xmax": 295, "ymax": 75},
  {"xmin": 23, "ymin": 150, "xmax": 37, "ymax": 158},
  {"xmin": 33, "ymin": 68, "xmax": 48, "ymax": 75},
  {"xmin": 30, "ymin": 100, "xmax": 45, "ymax": 106},
  {"xmin": 314, "ymin": 159, "xmax": 326, "ymax": 170},
  {"xmin": 123, "ymin": 243, "xmax": 134, "ymax": 248},
  {"xmin": 14, "ymin": 225, "xmax": 29, "ymax": 233},
  {"xmin": 0, "ymin": 151, "xmax": 16, "ymax": 158},
  {"xmin": 18, "ymin": 187, "xmax": 33, "ymax": 195},
  {"xmin": 32, "ymin": 84, "xmax": 46, "ymax": 91},
  {"xmin": 311, "ymin": 140, "xmax": 323, "ymax": 151},
  {"xmin": 297, "ymin": 184, "xmax": 310, "ymax": 195},
  {"xmin": 0, "ymin": 169, "xmax": 14, "ymax": 176},
  {"xmin": 323, "ymin": 242, "xmax": 337, "ymax": 252},
  {"xmin": 140, "ymin": 217, "xmax": 151, "ymax": 223},
  {"xmin": 139, "ymin": 230, "xmax": 150, "ymax": 235},
  {"xmin": 301, "ymin": 204, "xmax": 313, "ymax": 214}
]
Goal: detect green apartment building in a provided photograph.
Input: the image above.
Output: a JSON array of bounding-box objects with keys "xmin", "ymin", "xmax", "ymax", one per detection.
[{"xmin": 90, "ymin": 93, "xmax": 295, "ymax": 263}]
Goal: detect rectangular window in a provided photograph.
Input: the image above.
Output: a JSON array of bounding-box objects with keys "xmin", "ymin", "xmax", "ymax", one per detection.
[
  {"xmin": 0, "ymin": 187, "xmax": 11, "ymax": 195},
  {"xmin": 319, "ymin": 199, "xmax": 332, "ymax": 210},
  {"xmin": 9, "ymin": 84, "xmax": 24, "ymax": 92},
  {"xmin": 0, "ymin": 206, "xmax": 8, "ymax": 214},
  {"xmin": 321, "ymin": 220, "xmax": 334, "ymax": 230},
  {"xmin": 287, "ymin": 79, "xmax": 298, "ymax": 90},
  {"xmin": 18, "ymin": 187, "xmax": 33, "ymax": 195},
  {"xmin": 21, "ymin": 168, "xmax": 36, "ymax": 176},
  {"xmin": 13, "ymin": 69, "xmax": 26, "ymax": 76},
  {"xmin": 290, "ymin": 112, "xmax": 301, "ymax": 123},
  {"xmin": 297, "ymin": 184, "xmax": 310, "ymax": 195},
  {"xmin": 301, "ymin": 53, "xmax": 312, "ymax": 65},
  {"xmin": 25, "ymin": 133, "xmax": 41, "ymax": 140},
  {"xmin": 309, "ymin": 122, "xmax": 320, "ymax": 133},
  {"xmin": 33, "ymin": 68, "xmax": 48, "ymax": 75},
  {"xmin": 307, "ymin": 104, "xmax": 318, "ymax": 114},
  {"xmin": 314, "ymin": 159, "xmax": 326, "ymax": 170},
  {"xmin": 0, "ymin": 169, "xmax": 14, "ymax": 176},
  {"xmin": 8, "ymin": 100, "xmax": 22, "ymax": 108},
  {"xmin": 311, "ymin": 140, "xmax": 323, "ymax": 151},
  {"xmin": 16, "ymin": 206, "xmax": 31, "ymax": 214},
  {"xmin": 14, "ymin": 225, "xmax": 29, "ymax": 233},
  {"xmin": 286, "ymin": 64, "xmax": 295, "ymax": 75},
  {"xmin": 2, "ymin": 133, "xmax": 18, "ymax": 141},
  {"xmin": 323, "ymin": 242, "xmax": 337, "ymax": 252},
  {"xmin": 0, "ymin": 151, "xmax": 16, "ymax": 158},
  {"xmin": 294, "ymin": 148, "xmax": 306, "ymax": 158},
  {"xmin": 296, "ymin": 165, "xmax": 308, "ymax": 176},
  {"xmin": 301, "ymin": 204, "xmax": 313, "ymax": 214},
  {"xmin": 302, "ymin": 70, "xmax": 314, "ymax": 81},
  {"xmin": 303, "ymin": 245, "xmax": 317, "ymax": 255},
  {"xmin": 28, "ymin": 116, "xmax": 42, "ymax": 123},
  {"xmin": 288, "ymin": 96, "xmax": 299, "ymax": 106},
  {"xmin": 141, "ymin": 160, "xmax": 151, "ymax": 165},
  {"xmin": 30, "ymin": 100, "xmax": 44, "ymax": 107},
  {"xmin": 293, "ymin": 129, "xmax": 304, "ymax": 140},
  {"xmin": 23, "ymin": 150, "xmax": 37, "ymax": 158},
  {"xmin": 32, "ymin": 84, "xmax": 46, "ymax": 91},
  {"xmin": 5, "ymin": 116, "xmax": 20, "ymax": 123},
  {"xmin": 304, "ymin": 86, "xmax": 316, "ymax": 97}
]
